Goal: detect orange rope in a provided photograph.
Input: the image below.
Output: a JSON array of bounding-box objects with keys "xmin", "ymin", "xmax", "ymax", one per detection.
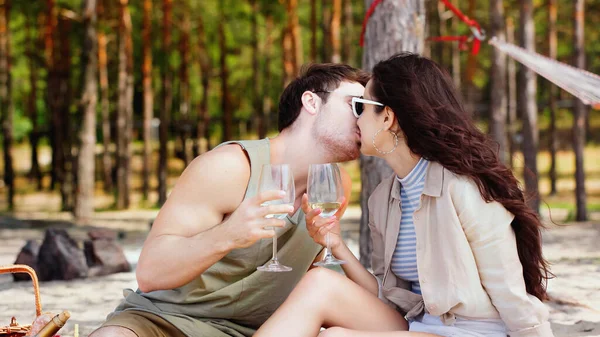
[{"xmin": 429, "ymin": 0, "xmax": 485, "ymax": 55}]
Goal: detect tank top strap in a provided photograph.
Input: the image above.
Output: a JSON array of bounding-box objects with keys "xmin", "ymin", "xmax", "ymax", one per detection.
[{"xmin": 215, "ymin": 138, "xmax": 270, "ymax": 200}]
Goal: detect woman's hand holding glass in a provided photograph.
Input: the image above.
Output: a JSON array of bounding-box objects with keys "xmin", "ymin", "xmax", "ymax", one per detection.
[
  {"xmin": 307, "ymin": 163, "xmax": 347, "ymax": 266},
  {"xmin": 302, "ymin": 194, "xmax": 346, "ymax": 251}
]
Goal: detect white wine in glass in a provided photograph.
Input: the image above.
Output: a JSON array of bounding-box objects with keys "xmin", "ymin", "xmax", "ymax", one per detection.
[
  {"xmin": 257, "ymin": 164, "xmax": 295, "ymax": 272},
  {"xmin": 308, "ymin": 202, "xmax": 342, "ymax": 218},
  {"xmin": 307, "ymin": 163, "xmax": 346, "ymax": 266}
]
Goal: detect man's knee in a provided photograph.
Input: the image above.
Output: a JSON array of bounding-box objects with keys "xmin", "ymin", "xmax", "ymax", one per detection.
[{"xmin": 89, "ymin": 326, "xmax": 138, "ymax": 337}]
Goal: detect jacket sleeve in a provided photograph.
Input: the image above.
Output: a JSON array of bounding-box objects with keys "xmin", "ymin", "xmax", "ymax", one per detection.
[
  {"xmin": 368, "ymin": 193, "xmax": 387, "ymax": 302},
  {"xmin": 451, "ymin": 178, "xmax": 554, "ymax": 337}
]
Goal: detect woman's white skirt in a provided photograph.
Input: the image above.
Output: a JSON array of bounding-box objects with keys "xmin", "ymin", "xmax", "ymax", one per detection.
[{"xmin": 409, "ymin": 313, "xmax": 508, "ymax": 337}]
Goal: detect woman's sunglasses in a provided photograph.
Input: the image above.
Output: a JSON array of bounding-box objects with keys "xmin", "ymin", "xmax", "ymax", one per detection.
[{"xmin": 351, "ymin": 97, "xmax": 384, "ymax": 118}]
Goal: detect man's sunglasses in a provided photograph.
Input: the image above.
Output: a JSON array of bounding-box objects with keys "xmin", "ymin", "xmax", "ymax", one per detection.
[{"xmin": 351, "ymin": 97, "xmax": 384, "ymax": 118}]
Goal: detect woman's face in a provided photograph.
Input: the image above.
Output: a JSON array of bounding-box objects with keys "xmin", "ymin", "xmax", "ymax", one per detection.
[{"xmin": 356, "ymin": 79, "xmax": 401, "ymax": 157}]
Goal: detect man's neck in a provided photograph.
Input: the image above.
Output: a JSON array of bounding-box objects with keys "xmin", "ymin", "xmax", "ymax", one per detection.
[{"xmin": 268, "ymin": 129, "xmax": 330, "ymax": 198}]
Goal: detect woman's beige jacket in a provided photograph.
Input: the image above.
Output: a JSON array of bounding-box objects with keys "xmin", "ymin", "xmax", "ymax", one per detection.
[{"xmin": 368, "ymin": 161, "xmax": 553, "ymax": 337}]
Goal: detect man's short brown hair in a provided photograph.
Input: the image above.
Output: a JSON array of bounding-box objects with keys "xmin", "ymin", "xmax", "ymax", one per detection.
[{"xmin": 277, "ymin": 64, "xmax": 370, "ymax": 131}]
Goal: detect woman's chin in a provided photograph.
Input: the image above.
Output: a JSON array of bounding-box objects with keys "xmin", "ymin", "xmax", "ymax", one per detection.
[{"xmin": 359, "ymin": 143, "xmax": 376, "ymax": 157}]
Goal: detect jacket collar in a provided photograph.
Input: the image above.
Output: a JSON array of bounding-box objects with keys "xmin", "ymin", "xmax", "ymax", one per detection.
[{"xmin": 391, "ymin": 161, "xmax": 444, "ymax": 200}]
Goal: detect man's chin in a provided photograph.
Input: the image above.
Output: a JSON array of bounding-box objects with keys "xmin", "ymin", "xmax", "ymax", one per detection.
[
  {"xmin": 339, "ymin": 145, "xmax": 361, "ymax": 162},
  {"xmin": 326, "ymin": 148, "xmax": 357, "ymax": 163},
  {"xmin": 320, "ymin": 138, "xmax": 361, "ymax": 162},
  {"xmin": 351, "ymin": 144, "xmax": 361, "ymax": 160}
]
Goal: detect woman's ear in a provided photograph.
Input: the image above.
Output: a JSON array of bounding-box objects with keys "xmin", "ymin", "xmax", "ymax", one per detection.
[
  {"xmin": 383, "ymin": 107, "xmax": 397, "ymax": 131},
  {"xmin": 301, "ymin": 91, "xmax": 319, "ymax": 115}
]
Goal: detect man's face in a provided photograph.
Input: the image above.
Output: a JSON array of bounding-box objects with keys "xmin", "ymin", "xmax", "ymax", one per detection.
[{"xmin": 312, "ymin": 81, "xmax": 365, "ymax": 162}]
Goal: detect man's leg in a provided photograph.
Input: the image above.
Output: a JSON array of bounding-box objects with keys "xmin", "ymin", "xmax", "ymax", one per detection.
[
  {"xmin": 88, "ymin": 310, "xmax": 186, "ymax": 337},
  {"xmin": 89, "ymin": 326, "xmax": 138, "ymax": 337}
]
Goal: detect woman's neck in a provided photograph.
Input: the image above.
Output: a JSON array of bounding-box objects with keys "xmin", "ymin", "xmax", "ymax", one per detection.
[{"xmin": 383, "ymin": 146, "xmax": 421, "ymax": 179}]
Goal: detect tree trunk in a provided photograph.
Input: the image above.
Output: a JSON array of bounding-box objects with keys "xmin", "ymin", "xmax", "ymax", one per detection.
[
  {"xmin": 547, "ymin": 0, "xmax": 558, "ymax": 195},
  {"xmin": 45, "ymin": 0, "xmax": 62, "ymax": 191},
  {"xmin": 435, "ymin": 1, "xmax": 448, "ymax": 66},
  {"xmin": 57, "ymin": 17, "xmax": 74, "ymax": 211},
  {"xmin": 142, "ymin": 0, "xmax": 153, "ymax": 200},
  {"xmin": 74, "ymin": 0, "xmax": 98, "ymax": 223},
  {"xmin": 286, "ymin": 0, "xmax": 303, "ymax": 74},
  {"xmin": 310, "ymin": 0, "xmax": 317, "ymax": 62},
  {"xmin": 124, "ymin": 3, "xmax": 134, "ymax": 209},
  {"xmin": 97, "ymin": 0, "xmax": 112, "ymax": 194},
  {"xmin": 466, "ymin": 0, "xmax": 476, "ymax": 82},
  {"xmin": 98, "ymin": 32, "xmax": 112, "ymax": 193},
  {"xmin": 158, "ymin": 0, "xmax": 172, "ymax": 206},
  {"xmin": 263, "ymin": 15, "xmax": 274, "ymax": 133},
  {"xmin": 25, "ymin": 13, "xmax": 42, "ymax": 190},
  {"xmin": 573, "ymin": 0, "xmax": 587, "ymax": 221},
  {"xmin": 360, "ymin": 0, "xmax": 426, "ymax": 267},
  {"xmin": 330, "ymin": 0, "xmax": 341, "ymax": 63},
  {"xmin": 464, "ymin": 0, "xmax": 476, "ymax": 117},
  {"xmin": 116, "ymin": 0, "xmax": 133, "ymax": 209},
  {"xmin": 0, "ymin": 0, "xmax": 14, "ymax": 210},
  {"xmin": 450, "ymin": 0, "xmax": 461, "ymax": 88},
  {"xmin": 282, "ymin": 27, "xmax": 294, "ymax": 87},
  {"xmin": 489, "ymin": 0, "xmax": 508, "ymax": 164},
  {"xmin": 321, "ymin": 0, "xmax": 331, "ymax": 63},
  {"xmin": 219, "ymin": 2, "xmax": 232, "ymax": 143},
  {"xmin": 45, "ymin": 6, "xmax": 73, "ymax": 211},
  {"xmin": 178, "ymin": 10, "xmax": 191, "ymax": 166},
  {"xmin": 195, "ymin": 9, "xmax": 210, "ymax": 156},
  {"xmin": 250, "ymin": 0, "xmax": 265, "ymax": 139},
  {"xmin": 506, "ymin": 17, "xmax": 517, "ymax": 168},
  {"xmin": 342, "ymin": 0, "xmax": 353, "ymax": 65},
  {"xmin": 518, "ymin": 0, "xmax": 540, "ymax": 213}
]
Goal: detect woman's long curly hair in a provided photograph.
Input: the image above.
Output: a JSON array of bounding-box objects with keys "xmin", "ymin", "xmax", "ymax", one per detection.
[{"xmin": 371, "ymin": 52, "xmax": 551, "ymax": 300}]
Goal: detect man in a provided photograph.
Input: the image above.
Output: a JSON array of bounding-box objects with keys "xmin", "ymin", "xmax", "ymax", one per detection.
[{"xmin": 90, "ymin": 63, "xmax": 369, "ymax": 337}]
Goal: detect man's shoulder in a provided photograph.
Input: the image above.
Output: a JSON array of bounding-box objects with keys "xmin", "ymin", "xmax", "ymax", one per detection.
[
  {"xmin": 190, "ymin": 144, "xmax": 251, "ymax": 176},
  {"xmin": 175, "ymin": 144, "xmax": 251, "ymax": 201}
]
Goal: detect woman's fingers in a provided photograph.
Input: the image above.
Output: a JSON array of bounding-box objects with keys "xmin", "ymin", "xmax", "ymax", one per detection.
[
  {"xmin": 308, "ymin": 216, "xmax": 336, "ymax": 236},
  {"xmin": 318, "ymin": 222, "xmax": 337, "ymax": 236}
]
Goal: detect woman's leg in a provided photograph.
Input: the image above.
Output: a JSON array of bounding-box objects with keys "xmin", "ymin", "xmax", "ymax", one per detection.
[
  {"xmin": 319, "ymin": 327, "xmax": 439, "ymax": 337},
  {"xmin": 256, "ymin": 268, "xmax": 438, "ymax": 337}
]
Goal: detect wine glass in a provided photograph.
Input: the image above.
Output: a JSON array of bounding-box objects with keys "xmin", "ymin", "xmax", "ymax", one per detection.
[
  {"xmin": 257, "ymin": 164, "xmax": 295, "ymax": 272},
  {"xmin": 307, "ymin": 163, "xmax": 346, "ymax": 266}
]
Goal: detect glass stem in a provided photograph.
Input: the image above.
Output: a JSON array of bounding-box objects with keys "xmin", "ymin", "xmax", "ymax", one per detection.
[
  {"xmin": 324, "ymin": 232, "xmax": 332, "ymax": 259},
  {"xmin": 272, "ymin": 229, "xmax": 278, "ymax": 262}
]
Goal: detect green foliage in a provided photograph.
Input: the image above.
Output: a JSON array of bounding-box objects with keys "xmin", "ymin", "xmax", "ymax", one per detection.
[{"xmin": 2, "ymin": 0, "xmax": 599, "ymax": 142}]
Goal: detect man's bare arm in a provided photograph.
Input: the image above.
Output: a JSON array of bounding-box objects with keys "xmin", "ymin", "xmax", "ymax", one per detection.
[{"xmin": 136, "ymin": 146, "xmax": 291, "ymax": 292}]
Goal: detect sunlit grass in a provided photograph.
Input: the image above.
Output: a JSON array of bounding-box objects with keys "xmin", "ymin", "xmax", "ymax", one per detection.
[{"xmin": 1, "ymin": 140, "xmax": 599, "ymax": 219}]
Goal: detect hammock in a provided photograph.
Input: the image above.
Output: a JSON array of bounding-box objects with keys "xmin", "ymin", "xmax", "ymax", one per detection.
[
  {"xmin": 361, "ymin": 0, "xmax": 600, "ymax": 109},
  {"xmin": 490, "ymin": 37, "xmax": 600, "ymax": 109}
]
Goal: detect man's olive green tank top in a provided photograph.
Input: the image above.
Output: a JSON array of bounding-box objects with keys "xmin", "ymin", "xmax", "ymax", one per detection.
[{"xmin": 110, "ymin": 139, "xmax": 322, "ymax": 336}]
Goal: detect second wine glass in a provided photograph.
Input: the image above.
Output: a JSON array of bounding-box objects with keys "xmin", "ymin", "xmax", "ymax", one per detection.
[
  {"xmin": 307, "ymin": 163, "xmax": 346, "ymax": 266},
  {"xmin": 256, "ymin": 164, "xmax": 295, "ymax": 272}
]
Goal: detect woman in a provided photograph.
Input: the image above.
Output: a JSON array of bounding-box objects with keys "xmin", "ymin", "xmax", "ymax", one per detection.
[{"xmin": 254, "ymin": 53, "xmax": 554, "ymax": 337}]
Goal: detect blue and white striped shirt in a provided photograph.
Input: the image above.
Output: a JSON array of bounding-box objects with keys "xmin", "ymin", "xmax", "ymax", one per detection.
[{"xmin": 390, "ymin": 157, "xmax": 429, "ymax": 295}]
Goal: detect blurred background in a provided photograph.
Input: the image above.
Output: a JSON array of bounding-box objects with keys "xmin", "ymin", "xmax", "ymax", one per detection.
[
  {"xmin": 0, "ymin": 1, "xmax": 599, "ymax": 335},
  {"xmin": 0, "ymin": 0, "xmax": 597, "ymax": 219}
]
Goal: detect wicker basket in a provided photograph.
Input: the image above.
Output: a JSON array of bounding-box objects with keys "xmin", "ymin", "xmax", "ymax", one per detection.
[{"xmin": 0, "ymin": 265, "xmax": 42, "ymax": 337}]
